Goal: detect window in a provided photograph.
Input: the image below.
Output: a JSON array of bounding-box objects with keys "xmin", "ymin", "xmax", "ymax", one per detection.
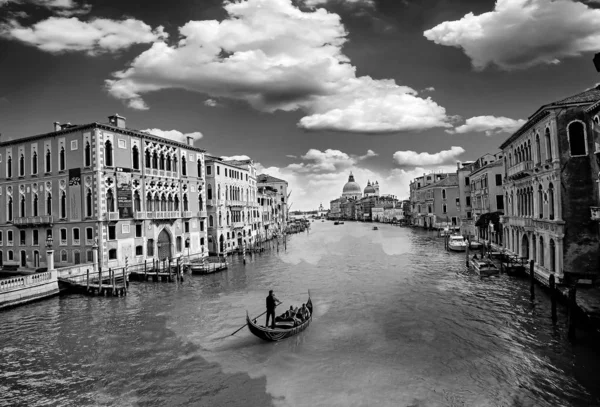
[
  {"xmin": 176, "ymin": 236, "xmax": 182, "ymax": 252},
  {"xmin": 207, "ymin": 184, "xmax": 212, "ymax": 200},
  {"xmin": 7, "ymin": 197, "xmax": 12, "ymax": 221},
  {"xmin": 20, "ymin": 230, "xmax": 25, "ymax": 245},
  {"xmin": 184, "ymin": 221, "xmax": 190, "ymax": 233},
  {"xmin": 59, "ymin": 147, "xmax": 65, "ymax": 171},
  {"xmin": 60, "ymin": 191, "xmax": 67, "ymax": 218},
  {"xmin": 73, "ymin": 228, "xmax": 80, "ymax": 244},
  {"xmin": 33, "ymin": 230, "xmax": 38, "ymax": 245},
  {"xmin": 60, "ymin": 228, "xmax": 67, "ymax": 245},
  {"xmin": 548, "ymin": 183, "xmax": 555, "ymax": 220},
  {"xmin": 442, "ymin": 204, "xmax": 447, "ymax": 213},
  {"xmin": 132, "ymin": 145, "xmax": 140, "ymax": 170},
  {"xmin": 147, "ymin": 239, "xmax": 154, "ymax": 256},
  {"xmin": 86, "ymin": 188, "xmax": 93, "ymax": 217},
  {"xmin": 495, "ymin": 174, "xmax": 502, "ymax": 186},
  {"xmin": 74, "ymin": 250, "xmax": 81, "ymax": 265},
  {"xmin": 105, "ymin": 140, "xmax": 113, "ymax": 167},
  {"xmin": 46, "ymin": 193, "xmax": 52, "ymax": 216},
  {"xmin": 45, "ymin": 149, "xmax": 51, "ymax": 173},
  {"xmin": 7, "ymin": 155, "xmax": 12, "ymax": 178},
  {"xmin": 108, "ymin": 248, "xmax": 117, "ymax": 260},
  {"xmin": 216, "ymin": 165, "xmax": 220, "ymax": 175},
  {"xmin": 467, "ymin": 211, "xmax": 472, "ymax": 219},
  {"xmin": 207, "ymin": 166, "xmax": 212, "ymax": 175},
  {"xmin": 107, "ymin": 189, "xmax": 115, "ymax": 212},
  {"xmin": 496, "ymin": 195, "xmax": 504, "ymax": 211},
  {"xmin": 108, "ymin": 225, "xmax": 116, "ymax": 240},
  {"xmin": 545, "ymin": 128, "xmax": 552, "ymax": 161},
  {"xmin": 145, "ymin": 149, "xmax": 151, "ymax": 168},
  {"xmin": 87, "ymin": 250, "xmax": 94, "ymax": 262},
  {"xmin": 181, "ymin": 156, "xmax": 187, "ymax": 176},
  {"xmin": 209, "ymin": 215, "xmax": 214, "ymax": 227},
  {"xmin": 200, "ymin": 220, "xmax": 204, "ymax": 232},
  {"xmin": 134, "ymin": 191, "xmax": 141, "ymax": 212},
  {"xmin": 135, "ymin": 224, "xmax": 142, "ymax": 237},
  {"xmin": 33, "ymin": 194, "xmax": 38, "ymax": 216},
  {"xmin": 197, "ymin": 159, "xmax": 202, "ymax": 177},
  {"xmin": 568, "ymin": 121, "xmax": 587, "ymax": 156},
  {"xmin": 86, "ymin": 227, "xmax": 93, "ymax": 243},
  {"xmin": 136, "ymin": 245, "xmax": 143, "ymax": 256},
  {"xmin": 0, "ymin": 230, "xmax": 3, "ymax": 245},
  {"xmin": 85, "ymin": 142, "xmax": 91, "ymax": 167},
  {"xmin": 455, "ymin": 197, "xmax": 460, "ymax": 206},
  {"xmin": 20, "ymin": 195, "xmax": 25, "ymax": 217},
  {"xmin": 32, "ymin": 151, "xmax": 38, "ymax": 174},
  {"xmin": 60, "ymin": 249, "xmax": 68, "ymax": 262},
  {"xmin": 466, "ymin": 196, "xmax": 471, "ymax": 207},
  {"xmin": 8, "ymin": 250, "xmax": 13, "ymax": 261}
]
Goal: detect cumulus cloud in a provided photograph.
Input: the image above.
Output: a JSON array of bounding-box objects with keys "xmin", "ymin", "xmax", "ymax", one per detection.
[
  {"xmin": 392, "ymin": 146, "xmax": 465, "ymax": 166},
  {"xmin": 0, "ymin": 0, "xmax": 90, "ymax": 15},
  {"xmin": 221, "ymin": 155, "xmax": 252, "ymax": 161},
  {"xmin": 303, "ymin": 0, "xmax": 375, "ymax": 7},
  {"xmin": 423, "ymin": 0, "xmax": 600, "ymax": 70},
  {"xmin": 142, "ymin": 128, "xmax": 203, "ymax": 144},
  {"xmin": 105, "ymin": 0, "xmax": 451, "ymax": 133},
  {"xmin": 286, "ymin": 154, "xmax": 297, "ymax": 158},
  {"xmin": 204, "ymin": 99, "xmax": 221, "ymax": 107},
  {"xmin": 255, "ymin": 148, "xmax": 458, "ymax": 210},
  {"xmin": 0, "ymin": 17, "xmax": 167, "ymax": 55},
  {"xmin": 447, "ymin": 115, "xmax": 526, "ymax": 136}
]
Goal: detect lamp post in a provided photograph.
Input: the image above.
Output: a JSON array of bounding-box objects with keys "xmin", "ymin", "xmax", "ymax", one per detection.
[{"xmin": 46, "ymin": 235, "xmax": 54, "ymax": 272}]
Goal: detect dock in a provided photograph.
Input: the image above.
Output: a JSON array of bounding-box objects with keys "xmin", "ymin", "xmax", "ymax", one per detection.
[
  {"xmin": 128, "ymin": 258, "xmax": 185, "ymax": 282},
  {"xmin": 58, "ymin": 268, "xmax": 128, "ymax": 296}
]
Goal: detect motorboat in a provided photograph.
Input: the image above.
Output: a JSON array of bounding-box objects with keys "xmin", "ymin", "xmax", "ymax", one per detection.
[
  {"xmin": 447, "ymin": 235, "xmax": 467, "ymax": 252},
  {"xmin": 469, "ymin": 240, "xmax": 483, "ymax": 250},
  {"xmin": 470, "ymin": 257, "xmax": 500, "ymax": 277},
  {"xmin": 373, "ymin": 226, "xmax": 379, "ymax": 230},
  {"xmin": 334, "ymin": 221, "xmax": 340, "ymax": 225}
]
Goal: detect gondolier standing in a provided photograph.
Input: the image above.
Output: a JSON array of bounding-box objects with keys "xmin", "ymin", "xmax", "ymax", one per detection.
[{"xmin": 266, "ymin": 290, "xmax": 281, "ymax": 329}]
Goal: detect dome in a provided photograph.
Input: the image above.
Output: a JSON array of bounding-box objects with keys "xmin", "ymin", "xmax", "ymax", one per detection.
[
  {"xmin": 342, "ymin": 172, "xmax": 362, "ymax": 197},
  {"xmin": 364, "ymin": 181, "xmax": 376, "ymax": 195}
]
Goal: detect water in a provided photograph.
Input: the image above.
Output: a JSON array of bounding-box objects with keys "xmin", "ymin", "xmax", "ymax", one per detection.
[{"xmin": 1, "ymin": 221, "xmax": 599, "ymax": 407}]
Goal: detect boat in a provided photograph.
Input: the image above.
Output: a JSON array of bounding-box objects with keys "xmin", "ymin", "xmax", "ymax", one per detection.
[
  {"xmin": 470, "ymin": 257, "xmax": 500, "ymax": 277},
  {"xmin": 334, "ymin": 221, "xmax": 340, "ymax": 225},
  {"xmin": 447, "ymin": 235, "xmax": 467, "ymax": 252},
  {"xmin": 439, "ymin": 227, "xmax": 451, "ymax": 237},
  {"xmin": 373, "ymin": 226, "xmax": 379, "ymax": 230},
  {"xmin": 469, "ymin": 240, "xmax": 483, "ymax": 250},
  {"xmin": 339, "ymin": 221, "xmax": 345, "ymax": 225},
  {"xmin": 246, "ymin": 293, "xmax": 313, "ymax": 341}
]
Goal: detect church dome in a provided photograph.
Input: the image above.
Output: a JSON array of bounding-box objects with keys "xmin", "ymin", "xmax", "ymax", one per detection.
[
  {"xmin": 342, "ymin": 172, "xmax": 362, "ymax": 196},
  {"xmin": 364, "ymin": 181, "xmax": 376, "ymax": 195}
]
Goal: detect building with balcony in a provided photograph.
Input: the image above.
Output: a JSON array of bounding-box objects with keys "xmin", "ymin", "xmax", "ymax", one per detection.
[
  {"xmin": 499, "ymin": 85, "xmax": 600, "ymax": 284},
  {"xmin": 204, "ymin": 156, "xmax": 259, "ymax": 255},
  {"xmin": 409, "ymin": 172, "xmax": 457, "ymax": 228},
  {"xmin": 0, "ymin": 114, "xmax": 208, "ymax": 271},
  {"xmin": 257, "ymin": 174, "xmax": 288, "ymax": 230}
]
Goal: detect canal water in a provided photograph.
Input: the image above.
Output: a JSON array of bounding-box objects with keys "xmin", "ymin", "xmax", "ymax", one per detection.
[{"xmin": 1, "ymin": 221, "xmax": 599, "ymax": 407}]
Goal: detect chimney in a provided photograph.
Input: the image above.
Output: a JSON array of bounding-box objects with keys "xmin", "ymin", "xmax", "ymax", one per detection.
[
  {"xmin": 108, "ymin": 114, "xmax": 126, "ymax": 129},
  {"xmin": 54, "ymin": 122, "xmax": 62, "ymax": 132},
  {"xmin": 186, "ymin": 136, "xmax": 194, "ymax": 146}
]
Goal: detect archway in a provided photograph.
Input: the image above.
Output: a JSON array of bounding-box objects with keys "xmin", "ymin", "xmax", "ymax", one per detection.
[
  {"xmin": 157, "ymin": 229, "xmax": 172, "ymax": 260},
  {"xmin": 521, "ymin": 234, "xmax": 529, "ymax": 259},
  {"xmin": 237, "ymin": 232, "xmax": 243, "ymax": 248},
  {"xmin": 34, "ymin": 251, "xmax": 40, "ymax": 268},
  {"xmin": 20, "ymin": 250, "xmax": 27, "ymax": 267}
]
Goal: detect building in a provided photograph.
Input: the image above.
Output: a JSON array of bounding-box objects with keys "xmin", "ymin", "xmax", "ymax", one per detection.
[
  {"xmin": 329, "ymin": 198, "xmax": 342, "ymax": 219},
  {"xmin": 342, "ymin": 172, "xmax": 362, "ymax": 200},
  {"xmin": 409, "ymin": 172, "xmax": 457, "ymax": 228},
  {"xmin": 204, "ymin": 156, "xmax": 258, "ymax": 255},
  {"xmin": 0, "ymin": 114, "xmax": 208, "ymax": 271},
  {"xmin": 317, "ymin": 203, "xmax": 327, "ymax": 218},
  {"xmin": 257, "ymin": 174, "xmax": 289, "ymax": 226},
  {"xmin": 456, "ymin": 161, "xmax": 474, "ymax": 236},
  {"xmin": 499, "ymin": 85, "xmax": 600, "ymax": 284}
]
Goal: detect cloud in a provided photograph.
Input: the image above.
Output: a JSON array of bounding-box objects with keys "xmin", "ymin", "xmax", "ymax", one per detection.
[
  {"xmin": 0, "ymin": 17, "xmax": 167, "ymax": 55},
  {"xmin": 142, "ymin": 128, "xmax": 203, "ymax": 144},
  {"xmin": 392, "ymin": 146, "xmax": 465, "ymax": 166},
  {"xmin": 255, "ymin": 148, "xmax": 458, "ymax": 210},
  {"xmin": 220, "ymin": 155, "xmax": 251, "ymax": 161},
  {"xmin": 286, "ymin": 154, "xmax": 297, "ymax": 158},
  {"xmin": 358, "ymin": 149, "xmax": 377, "ymax": 160},
  {"xmin": 447, "ymin": 115, "xmax": 526, "ymax": 136},
  {"xmin": 204, "ymin": 99, "xmax": 221, "ymax": 107},
  {"xmin": 423, "ymin": 0, "xmax": 600, "ymax": 70},
  {"xmin": 1, "ymin": 0, "xmax": 91, "ymax": 16},
  {"xmin": 105, "ymin": 0, "xmax": 452, "ymax": 133},
  {"xmin": 303, "ymin": 0, "xmax": 375, "ymax": 7},
  {"xmin": 421, "ymin": 87, "xmax": 435, "ymax": 92}
]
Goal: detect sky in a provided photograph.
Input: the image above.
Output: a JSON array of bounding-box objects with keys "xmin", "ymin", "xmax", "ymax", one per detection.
[{"xmin": 1, "ymin": 0, "xmax": 599, "ymax": 210}]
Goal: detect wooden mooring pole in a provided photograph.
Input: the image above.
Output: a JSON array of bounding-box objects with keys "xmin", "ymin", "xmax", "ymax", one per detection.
[
  {"xmin": 86, "ymin": 269, "xmax": 90, "ymax": 292},
  {"xmin": 549, "ymin": 274, "xmax": 557, "ymax": 325},
  {"xmin": 568, "ymin": 285, "xmax": 577, "ymax": 341},
  {"xmin": 465, "ymin": 242, "xmax": 470, "ymax": 267},
  {"xmin": 529, "ymin": 260, "xmax": 535, "ymax": 301}
]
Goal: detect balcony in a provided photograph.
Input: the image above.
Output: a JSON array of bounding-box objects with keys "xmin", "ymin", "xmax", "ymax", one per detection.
[
  {"xmin": 197, "ymin": 210, "xmax": 207, "ymax": 218},
  {"xmin": 153, "ymin": 211, "xmax": 179, "ymax": 219},
  {"xmin": 504, "ymin": 216, "xmax": 534, "ymax": 231},
  {"xmin": 233, "ymin": 221, "xmax": 245, "ymax": 229},
  {"xmin": 507, "ymin": 160, "xmax": 533, "ymax": 180},
  {"xmin": 207, "ymin": 199, "xmax": 217, "ymax": 207},
  {"xmin": 181, "ymin": 211, "xmax": 193, "ymax": 218},
  {"xmin": 13, "ymin": 215, "xmax": 54, "ymax": 227},
  {"xmin": 134, "ymin": 211, "xmax": 146, "ymax": 219},
  {"xmin": 106, "ymin": 212, "xmax": 119, "ymax": 221},
  {"xmin": 591, "ymin": 206, "xmax": 600, "ymax": 221},
  {"xmin": 226, "ymin": 200, "xmax": 246, "ymax": 207}
]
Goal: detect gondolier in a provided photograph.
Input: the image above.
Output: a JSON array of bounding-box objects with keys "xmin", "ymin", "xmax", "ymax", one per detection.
[{"xmin": 265, "ymin": 290, "xmax": 281, "ymax": 329}]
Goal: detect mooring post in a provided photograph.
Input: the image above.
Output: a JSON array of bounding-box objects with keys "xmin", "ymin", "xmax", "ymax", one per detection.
[
  {"xmin": 98, "ymin": 268, "xmax": 103, "ymax": 294},
  {"xmin": 86, "ymin": 269, "xmax": 90, "ymax": 291},
  {"xmin": 109, "ymin": 268, "xmax": 113, "ymax": 295},
  {"xmin": 549, "ymin": 274, "xmax": 557, "ymax": 325},
  {"xmin": 568, "ymin": 284, "xmax": 577, "ymax": 341},
  {"xmin": 465, "ymin": 242, "xmax": 470, "ymax": 267},
  {"xmin": 529, "ymin": 260, "xmax": 535, "ymax": 301}
]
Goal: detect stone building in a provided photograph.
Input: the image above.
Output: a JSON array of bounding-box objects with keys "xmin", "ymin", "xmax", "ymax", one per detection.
[
  {"xmin": 456, "ymin": 161, "xmax": 474, "ymax": 236},
  {"xmin": 499, "ymin": 85, "xmax": 600, "ymax": 283},
  {"xmin": 409, "ymin": 172, "xmax": 457, "ymax": 228},
  {"xmin": 329, "ymin": 198, "xmax": 342, "ymax": 219},
  {"xmin": 0, "ymin": 114, "xmax": 208, "ymax": 270},
  {"xmin": 257, "ymin": 174, "xmax": 288, "ymax": 227},
  {"xmin": 342, "ymin": 172, "xmax": 362, "ymax": 200},
  {"xmin": 204, "ymin": 156, "xmax": 258, "ymax": 255}
]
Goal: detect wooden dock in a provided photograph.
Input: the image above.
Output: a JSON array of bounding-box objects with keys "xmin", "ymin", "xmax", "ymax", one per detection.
[
  {"xmin": 128, "ymin": 258, "xmax": 184, "ymax": 282},
  {"xmin": 58, "ymin": 268, "xmax": 128, "ymax": 297}
]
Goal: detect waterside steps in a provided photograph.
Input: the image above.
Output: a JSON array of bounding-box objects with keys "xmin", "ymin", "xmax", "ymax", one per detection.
[{"xmin": 58, "ymin": 268, "xmax": 128, "ymax": 297}]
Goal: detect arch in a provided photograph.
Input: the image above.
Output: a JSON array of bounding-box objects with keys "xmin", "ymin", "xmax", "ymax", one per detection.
[
  {"xmin": 539, "ymin": 236, "xmax": 545, "ymax": 267},
  {"xmin": 105, "ymin": 140, "xmax": 113, "ymax": 167},
  {"xmin": 145, "ymin": 149, "xmax": 151, "ymax": 168},
  {"xmin": 173, "ymin": 156, "xmax": 178, "ymax": 172},
  {"xmin": 46, "ymin": 149, "xmax": 51, "ymax": 172},
  {"xmin": 159, "ymin": 152, "xmax": 165, "ymax": 170},
  {"xmin": 157, "ymin": 228, "xmax": 173, "ymax": 260},
  {"xmin": 46, "ymin": 193, "xmax": 52, "ymax": 216},
  {"xmin": 183, "ymin": 193, "xmax": 189, "ymax": 211},
  {"xmin": 7, "ymin": 156, "xmax": 12, "ymax": 177},
  {"xmin": 567, "ymin": 120, "xmax": 587, "ymax": 156},
  {"xmin": 59, "ymin": 146, "xmax": 65, "ymax": 170},
  {"xmin": 86, "ymin": 188, "xmax": 93, "ymax": 216},
  {"xmin": 160, "ymin": 194, "xmax": 167, "ymax": 211},
  {"xmin": 181, "ymin": 156, "xmax": 187, "ymax": 176},
  {"xmin": 538, "ymin": 185, "xmax": 543, "ymax": 218},
  {"xmin": 132, "ymin": 145, "xmax": 140, "ymax": 170},
  {"xmin": 33, "ymin": 193, "xmax": 39, "ymax": 216},
  {"xmin": 32, "ymin": 151, "xmax": 38, "ymax": 174},
  {"xmin": 134, "ymin": 191, "xmax": 141, "ymax": 211},
  {"xmin": 548, "ymin": 183, "xmax": 555, "ymax": 220},
  {"xmin": 219, "ymin": 234, "xmax": 225, "ymax": 253},
  {"xmin": 549, "ymin": 239, "xmax": 556, "ymax": 272},
  {"xmin": 85, "ymin": 141, "xmax": 92, "ymax": 167},
  {"xmin": 152, "ymin": 151, "xmax": 158, "ymax": 168},
  {"xmin": 535, "ymin": 133, "xmax": 541, "ymax": 164},
  {"xmin": 60, "ymin": 191, "xmax": 67, "ymax": 218},
  {"xmin": 19, "ymin": 153, "xmax": 25, "ymax": 176},
  {"xmin": 166, "ymin": 154, "xmax": 172, "ymax": 171},
  {"xmin": 174, "ymin": 195, "xmax": 180, "ymax": 211},
  {"xmin": 545, "ymin": 127, "xmax": 552, "ymax": 161},
  {"xmin": 146, "ymin": 192, "xmax": 153, "ymax": 212},
  {"xmin": 209, "ymin": 214, "xmax": 214, "ymax": 227}
]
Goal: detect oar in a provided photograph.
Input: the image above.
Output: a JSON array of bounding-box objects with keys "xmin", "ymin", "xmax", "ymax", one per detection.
[{"xmin": 230, "ymin": 302, "xmax": 283, "ymax": 336}]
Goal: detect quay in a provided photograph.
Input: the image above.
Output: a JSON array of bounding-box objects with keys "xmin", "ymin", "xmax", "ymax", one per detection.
[{"xmin": 0, "ymin": 270, "xmax": 59, "ymax": 310}]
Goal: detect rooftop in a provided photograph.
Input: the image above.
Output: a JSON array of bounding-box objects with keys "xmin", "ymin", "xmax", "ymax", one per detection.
[{"xmin": 257, "ymin": 174, "xmax": 287, "ymax": 184}]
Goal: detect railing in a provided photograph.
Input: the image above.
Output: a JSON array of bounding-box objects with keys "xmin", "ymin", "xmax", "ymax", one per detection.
[
  {"xmin": 106, "ymin": 212, "xmax": 119, "ymax": 221},
  {"xmin": 153, "ymin": 211, "xmax": 179, "ymax": 219},
  {"xmin": 206, "ymin": 199, "xmax": 216, "ymax": 207},
  {"xmin": 134, "ymin": 211, "xmax": 146, "ymax": 219},
  {"xmin": 226, "ymin": 200, "xmax": 245, "ymax": 207},
  {"xmin": 507, "ymin": 160, "xmax": 533, "ymax": 179},
  {"xmin": 181, "ymin": 211, "xmax": 193, "ymax": 218},
  {"xmin": 145, "ymin": 168, "xmax": 152, "ymax": 176},
  {"xmin": 0, "ymin": 270, "xmax": 56, "ymax": 292},
  {"xmin": 197, "ymin": 210, "xmax": 207, "ymax": 218},
  {"xmin": 504, "ymin": 216, "xmax": 534, "ymax": 230},
  {"xmin": 591, "ymin": 206, "xmax": 600, "ymax": 221},
  {"xmin": 233, "ymin": 221, "xmax": 244, "ymax": 228},
  {"xmin": 13, "ymin": 215, "xmax": 54, "ymax": 226}
]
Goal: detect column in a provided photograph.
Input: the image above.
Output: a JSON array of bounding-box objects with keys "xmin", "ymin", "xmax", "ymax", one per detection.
[
  {"xmin": 529, "ymin": 232, "xmax": 534, "ymax": 261},
  {"xmin": 46, "ymin": 249, "xmax": 55, "ymax": 271}
]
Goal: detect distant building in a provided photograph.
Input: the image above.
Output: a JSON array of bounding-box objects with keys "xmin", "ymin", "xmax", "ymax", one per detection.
[{"xmin": 409, "ymin": 172, "xmax": 457, "ymax": 228}]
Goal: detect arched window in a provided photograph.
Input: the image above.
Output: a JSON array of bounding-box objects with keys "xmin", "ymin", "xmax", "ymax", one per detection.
[
  {"xmin": 60, "ymin": 191, "xmax": 66, "ymax": 218},
  {"xmin": 105, "ymin": 141, "xmax": 113, "ymax": 167},
  {"xmin": 85, "ymin": 142, "xmax": 91, "ymax": 167},
  {"xmin": 86, "ymin": 189, "xmax": 92, "ymax": 217},
  {"xmin": 7, "ymin": 156, "xmax": 12, "ymax": 178},
  {"xmin": 183, "ymin": 194, "xmax": 189, "ymax": 211},
  {"xmin": 198, "ymin": 193, "xmax": 203, "ymax": 210},
  {"xmin": 548, "ymin": 183, "xmax": 555, "ymax": 220},
  {"xmin": 152, "ymin": 151, "xmax": 158, "ymax": 169},
  {"xmin": 225, "ymin": 185, "xmax": 229, "ymax": 200},
  {"xmin": 197, "ymin": 159, "xmax": 202, "ymax": 177},
  {"xmin": 545, "ymin": 128, "xmax": 552, "ymax": 161},
  {"xmin": 46, "ymin": 193, "xmax": 52, "ymax": 216},
  {"xmin": 134, "ymin": 191, "xmax": 141, "ymax": 211},
  {"xmin": 176, "ymin": 236, "xmax": 182, "ymax": 252},
  {"xmin": 32, "ymin": 151, "xmax": 38, "ymax": 174},
  {"xmin": 527, "ymin": 140, "xmax": 531, "ymax": 161},
  {"xmin": 549, "ymin": 239, "xmax": 556, "ymax": 272},
  {"xmin": 594, "ymin": 116, "xmax": 600, "ymax": 125},
  {"xmin": 33, "ymin": 193, "xmax": 38, "ymax": 216},
  {"xmin": 19, "ymin": 154, "xmax": 24, "ymax": 176},
  {"xmin": 107, "ymin": 189, "xmax": 115, "ymax": 212},
  {"xmin": 442, "ymin": 189, "xmax": 446, "ymax": 199},
  {"xmin": 538, "ymin": 185, "xmax": 543, "ymax": 218},
  {"xmin": 508, "ymin": 153, "xmax": 512, "ymax": 167},
  {"xmin": 20, "ymin": 195, "xmax": 25, "ymax": 217},
  {"xmin": 207, "ymin": 184, "xmax": 212, "ymax": 200},
  {"xmin": 173, "ymin": 156, "xmax": 178, "ymax": 172},
  {"xmin": 181, "ymin": 156, "xmax": 187, "ymax": 176},
  {"xmin": 46, "ymin": 149, "xmax": 51, "ymax": 173},
  {"xmin": 166, "ymin": 155, "xmax": 171, "ymax": 171},
  {"xmin": 145, "ymin": 149, "xmax": 151, "ymax": 168},
  {"xmin": 161, "ymin": 194, "xmax": 167, "ymax": 211},
  {"xmin": 227, "ymin": 211, "xmax": 230, "ymax": 225},
  {"xmin": 147, "ymin": 239, "xmax": 154, "ymax": 256},
  {"xmin": 7, "ymin": 197, "xmax": 13, "ymax": 221},
  {"xmin": 159, "ymin": 153, "xmax": 165, "ymax": 170},
  {"xmin": 535, "ymin": 134, "xmax": 541, "ymax": 164},
  {"xmin": 568, "ymin": 121, "xmax": 587, "ymax": 156},
  {"xmin": 539, "ymin": 236, "xmax": 545, "ymax": 267},
  {"xmin": 167, "ymin": 195, "xmax": 173, "ymax": 211},
  {"xmin": 59, "ymin": 147, "xmax": 65, "ymax": 171},
  {"xmin": 209, "ymin": 215, "xmax": 214, "ymax": 227},
  {"xmin": 174, "ymin": 195, "xmax": 180, "ymax": 211},
  {"xmin": 146, "ymin": 192, "xmax": 153, "ymax": 212},
  {"xmin": 132, "ymin": 145, "xmax": 140, "ymax": 170}
]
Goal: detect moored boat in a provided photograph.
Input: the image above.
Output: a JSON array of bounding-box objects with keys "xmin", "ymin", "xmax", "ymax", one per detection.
[
  {"xmin": 246, "ymin": 293, "xmax": 313, "ymax": 342},
  {"xmin": 334, "ymin": 221, "xmax": 340, "ymax": 225},
  {"xmin": 448, "ymin": 235, "xmax": 467, "ymax": 252},
  {"xmin": 470, "ymin": 257, "xmax": 500, "ymax": 277},
  {"xmin": 373, "ymin": 226, "xmax": 378, "ymax": 230},
  {"xmin": 469, "ymin": 240, "xmax": 483, "ymax": 250}
]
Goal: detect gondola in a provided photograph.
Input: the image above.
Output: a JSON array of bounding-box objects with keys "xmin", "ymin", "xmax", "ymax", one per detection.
[{"xmin": 246, "ymin": 293, "xmax": 313, "ymax": 342}]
